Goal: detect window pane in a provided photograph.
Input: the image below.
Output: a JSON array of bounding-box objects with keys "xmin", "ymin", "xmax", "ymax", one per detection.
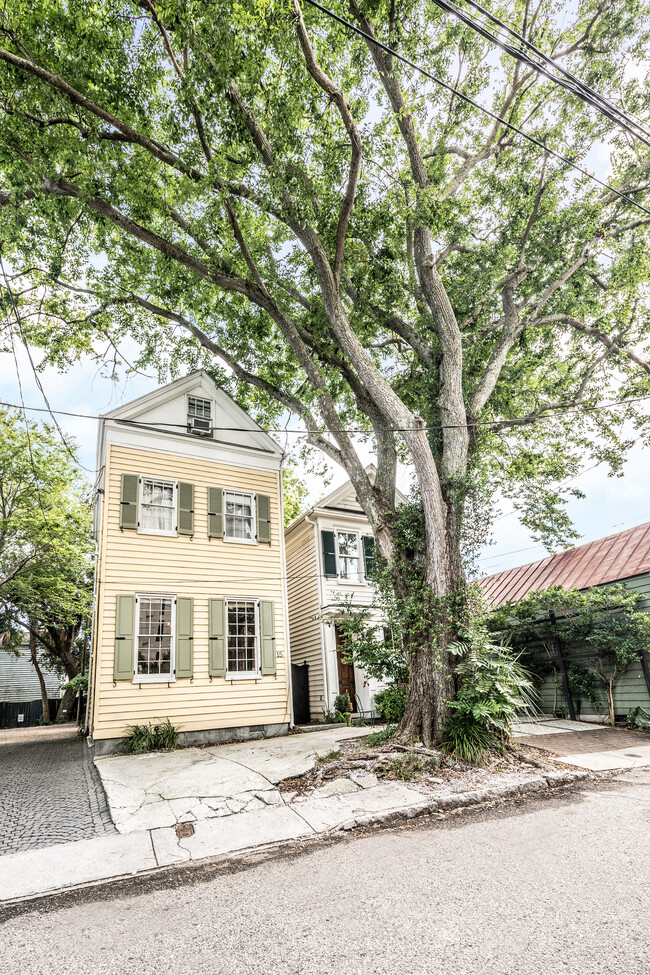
[
  {"xmin": 188, "ymin": 397, "xmax": 211, "ymax": 418},
  {"xmin": 137, "ymin": 597, "xmax": 173, "ymax": 676},
  {"xmin": 224, "ymin": 491, "xmax": 255, "ymax": 541},
  {"xmin": 337, "ymin": 532, "xmax": 360, "ymax": 579},
  {"xmin": 227, "ymin": 601, "xmax": 258, "ymax": 674},
  {"xmin": 140, "ymin": 479, "xmax": 175, "ymax": 533}
]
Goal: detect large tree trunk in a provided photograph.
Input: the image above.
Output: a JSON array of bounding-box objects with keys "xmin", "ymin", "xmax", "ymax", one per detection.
[
  {"xmin": 55, "ymin": 685, "xmax": 77, "ymax": 723},
  {"xmin": 391, "ymin": 497, "xmax": 467, "ymax": 747},
  {"xmin": 29, "ymin": 629, "xmax": 50, "ymax": 725},
  {"xmin": 54, "ymin": 634, "xmax": 79, "ymax": 723}
]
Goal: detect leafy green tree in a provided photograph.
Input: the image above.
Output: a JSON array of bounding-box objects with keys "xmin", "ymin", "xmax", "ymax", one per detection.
[
  {"xmin": 1, "ymin": 1, "xmax": 650, "ymax": 743},
  {"xmin": 282, "ymin": 459, "xmax": 309, "ymax": 527},
  {"xmin": 0, "ymin": 410, "xmax": 93, "ymax": 720},
  {"xmin": 488, "ymin": 584, "xmax": 650, "ymax": 725}
]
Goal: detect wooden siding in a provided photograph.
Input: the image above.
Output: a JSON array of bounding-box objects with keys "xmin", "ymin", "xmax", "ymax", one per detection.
[
  {"xmin": 90, "ymin": 444, "xmax": 290, "ymax": 740},
  {"xmin": 285, "ymin": 518, "xmax": 324, "ymax": 719}
]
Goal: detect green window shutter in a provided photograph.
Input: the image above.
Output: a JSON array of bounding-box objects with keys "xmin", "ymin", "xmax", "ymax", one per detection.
[
  {"xmin": 362, "ymin": 535, "xmax": 376, "ymax": 579},
  {"xmin": 114, "ymin": 594, "xmax": 135, "ymax": 680},
  {"xmin": 208, "ymin": 598, "xmax": 226, "ymax": 677},
  {"xmin": 120, "ymin": 474, "xmax": 139, "ymax": 530},
  {"xmin": 260, "ymin": 600, "xmax": 276, "ymax": 676},
  {"xmin": 175, "ymin": 597, "xmax": 194, "ymax": 678},
  {"xmin": 208, "ymin": 487, "xmax": 224, "ymax": 539},
  {"xmin": 256, "ymin": 493, "xmax": 271, "ymax": 544},
  {"xmin": 321, "ymin": 530, "xmax": 337, "ymax": 578},
  {"xmin": 177, "ymin": 482, "xmax": 194, "ymax": 536}
]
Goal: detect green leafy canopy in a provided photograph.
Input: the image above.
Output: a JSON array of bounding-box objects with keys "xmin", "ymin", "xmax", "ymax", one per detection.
[{"xmin": 0, "ymin": 0, "xmax": 649, "ymax": 556}]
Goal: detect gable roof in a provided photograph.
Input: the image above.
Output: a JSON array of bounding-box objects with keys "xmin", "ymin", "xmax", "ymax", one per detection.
[
  {"xmin": 101, "ymin": 370, "xmax": 283, "ymax": 457},
  {"xmin": 285, "ymin": 465, "xmax": 408, "ymax": 533},
  {"xmin": 480, "ymin": 521, "xmax": 650, "ymax": 608}
]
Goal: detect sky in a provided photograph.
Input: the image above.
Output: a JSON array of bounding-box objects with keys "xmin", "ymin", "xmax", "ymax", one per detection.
[{"xmin": 2, "ymin": 339, "xmax": 648, "ymax": 581}]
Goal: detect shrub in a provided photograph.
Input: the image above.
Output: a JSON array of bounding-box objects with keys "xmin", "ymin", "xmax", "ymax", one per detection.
[
  {"xmin": 440, "ymin": 714, "xmax": 502, "ymax": 764},
  {"xmin": 374, "ymin": 685, "xmax": 408, "ymax": 723},
  {"xmin": 323, "ymin": 708, "xmax": 347, "ymax": 724},
  {"xmin": 334, "ymin": 691, "xmax": 351, "ymax": 714},
  {"xmin": 628, "ymin": 707, "xmax": 650, "ymax": 730},
  {"xmin": 441, "ymin": 640, "xmax": 537, "ymax": 763},
  {"xmin": 121, "ymin": 719, "xmax": 180, "ymax": 753}
]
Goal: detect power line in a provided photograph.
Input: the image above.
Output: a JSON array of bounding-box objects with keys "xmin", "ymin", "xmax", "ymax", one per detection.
[
  {"xmin": 429, "ymin": 0, "xmax": 650, "ymax": 150},
  {"xmin": 1, "ymin": 390, "xmax": 649, "ymax": 434},
  {"xmin": 303, "ymin": 0, "xmax": 650, "ymax": 218},
  {"xmin": 1, "ymin": 256, "xmax": 98, "ymax": 474}
]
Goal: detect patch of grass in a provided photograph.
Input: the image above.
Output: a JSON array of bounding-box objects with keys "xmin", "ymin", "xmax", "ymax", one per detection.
[
  {"xmin": 121, "ymin": 719, "xmax": 180, "ymax": 754},
  {"xmin": 315, "ymin": 748, "xmax": 341, "ymax": 764},
  {"xmin": 366, "ymin": 724, "xmax": 397, "ymax": 746}
]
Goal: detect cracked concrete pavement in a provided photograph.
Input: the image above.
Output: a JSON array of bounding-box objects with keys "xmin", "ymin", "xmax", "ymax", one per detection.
[{"xmin": 94, "ymin": 725, "xmax": 373, "ymax": 834}]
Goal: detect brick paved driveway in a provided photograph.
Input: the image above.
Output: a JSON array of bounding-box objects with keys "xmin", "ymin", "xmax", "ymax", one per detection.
[{"xmin": 0, "ymin": 725, "xmax": 115, "ymax": 855}]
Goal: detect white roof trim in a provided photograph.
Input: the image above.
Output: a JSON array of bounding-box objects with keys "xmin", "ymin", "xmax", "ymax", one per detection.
[{"xmin": 100, "ymin": 370, "xmax": 283, "ymax": 457}]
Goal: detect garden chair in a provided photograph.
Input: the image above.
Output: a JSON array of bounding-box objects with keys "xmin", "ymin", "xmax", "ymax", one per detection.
[{"xmin": 354, "ymin": 693, "xmax": 375, "ymax": 727}]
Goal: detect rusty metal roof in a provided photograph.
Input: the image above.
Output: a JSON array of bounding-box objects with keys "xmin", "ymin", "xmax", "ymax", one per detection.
[{"xmin": 480, "ymin": 521, "xmax": 650, "ymax": 607}]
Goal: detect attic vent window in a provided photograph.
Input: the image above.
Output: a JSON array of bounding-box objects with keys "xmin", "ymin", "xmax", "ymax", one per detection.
[{"xmin": 187, "ymin": 397, "xmax": 212, "ymax": 437}]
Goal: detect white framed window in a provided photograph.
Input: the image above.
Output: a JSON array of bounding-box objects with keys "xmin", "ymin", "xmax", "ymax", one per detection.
[
  {"xmin": 188, "ymin": 396, "xmax": 212, "ymax": 420},
  {"xmin": 336, "ymin": 530, "xmax": 362, "ymax": 582},
  {"xmin": 139, "ymin": 476, "xmax": 177, "ymax": 535},
  {"xmin": 226, "ymin": 599, "xmax": 260, "ymax": 677},
  {"xmin": 224, "ymin": 489, "xmax": 256, "ymax": 543},
  {"xmin": 135, "ymin": 594, "xmax": 175, "ymax": 681}
]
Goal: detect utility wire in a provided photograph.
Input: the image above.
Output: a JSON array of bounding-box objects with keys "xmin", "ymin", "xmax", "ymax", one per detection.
[
  {"xmin": 303, "ymin": 0, "xmax": 650, "ymax": 218},
  {"xmin": 429, "ymin": 0, "xmax": 650, "ymax": 150},
  {"xmin": 1, "ymin": 391, "xmax": 649, "ymax": 434},
  {"xmin": 0, "ymin": 258, "xmax": 96, "ymax": 474},
  {"xmin": 456, "ymin": 0, "xmax": 650, "ymax": 141}
]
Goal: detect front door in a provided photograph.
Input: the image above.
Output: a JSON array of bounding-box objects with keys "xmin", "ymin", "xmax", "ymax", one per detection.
[{"xmin": 335, "ymin": 625, "xmax": 356, "ymax": 707}]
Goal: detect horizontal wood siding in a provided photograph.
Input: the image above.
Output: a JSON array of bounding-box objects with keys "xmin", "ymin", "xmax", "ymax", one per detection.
[
  {"xmin": 91, "ymin": 444, "xmax": 290, "ymax": 740},
  {"xmin": 285, "ymin": 519, "xmax": 324, "ymax": 719}
]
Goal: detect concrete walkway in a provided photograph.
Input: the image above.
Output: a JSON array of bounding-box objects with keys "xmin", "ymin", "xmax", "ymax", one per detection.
[
  {"xmin": 94, "ymin": 724, "xmax": 373, "ymax": 833},
  {"xmin": 515, "ymin": 720, "xmax": 650, "ymax": 771}
]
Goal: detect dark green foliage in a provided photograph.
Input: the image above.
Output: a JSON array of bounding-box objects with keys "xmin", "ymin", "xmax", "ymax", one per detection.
[
  {"xmin": 441, "ymin": 639, "xmax": 537, "ymax": 762},
  {"xmin": 627, "ymin": 707, "xmax": 650, "ymax": 730},
  {"xmin": 488, "ymin": 584, "xmax": 650, "ymax": 725},
  {"xmin": 366, "ymin": 724, "xmax": 397, "ymax": 746},
  {"xmin": 567, "ymin": 665, "xmax": 603, "ymax": 715},
  {"xmin": 322, "ymin": 708, "xmax": 347, "ymax": 724},
  {"xmin": 334, "ymin": 691, "xmax": 351, "ymax": 714},
  {"xmin": 121, "ymin": 719, "xmax": 180, "ymax": 753},
  {"xmin": 440, "ymin": 715, "xmax": 503, "ymax": 764},
  {"xmin": 374, "ymin": 686, "xmax": 409, "ymax": 723}
]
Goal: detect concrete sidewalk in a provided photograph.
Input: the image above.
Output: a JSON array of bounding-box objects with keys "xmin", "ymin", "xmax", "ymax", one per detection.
[
  {"xmin": 2, "ymin": 720, "xmax": 644, "ymax": 905},
  {"xmin": 513, "ymin": 717, "xmax": 650, "ymax": 770},
  {"xmin": 0, "ymin": 776, "xmax": 435, "ymax": 902},
  {"xmin": 94, "ymin": 724, "xmax": 372, "ymax": 833}
]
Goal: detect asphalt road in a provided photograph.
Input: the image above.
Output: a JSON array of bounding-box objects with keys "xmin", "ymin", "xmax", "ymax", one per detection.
[{"xmin": 2, "ymin": 770, "xmax": 649, "ymax": 975}]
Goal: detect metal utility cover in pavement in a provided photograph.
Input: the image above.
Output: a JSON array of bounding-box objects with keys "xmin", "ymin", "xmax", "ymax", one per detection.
[{"xmin": 175, "ymin": 822, "xmax": 195, "ymax": 839}]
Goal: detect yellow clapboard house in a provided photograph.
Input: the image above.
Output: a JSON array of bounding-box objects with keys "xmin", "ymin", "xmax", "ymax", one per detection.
[{"xmin": 87, "ymin": 371, "xmax": 291, "ymax": 754}]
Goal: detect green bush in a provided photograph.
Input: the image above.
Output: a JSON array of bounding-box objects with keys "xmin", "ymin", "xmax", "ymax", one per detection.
[
  {"xmin": 374, "ymin": 685, "xmax": 408, "ymax": 723},
  {"xmin": 334, "ymin": 691, "xmax": 351, "ymax": 714},
  {"xmin": 323, "ymin": 708, "xmax": 347, "ymax": 724},
  {"xmin": 440, "ymin": 714, "xmax": 502, "ymax": 764},
  {"xmin": 121, "ymin": 719, "xmax": 180, "ymax": 753},
  {"xmin": 441, "ymin": 641, "xmax": 537, "ymax": 763}
]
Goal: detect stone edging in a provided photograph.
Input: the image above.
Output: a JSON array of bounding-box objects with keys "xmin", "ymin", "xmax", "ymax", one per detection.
[{"xmin": 336, "ymin": 769, "xmax": 590, "ymax": 832}]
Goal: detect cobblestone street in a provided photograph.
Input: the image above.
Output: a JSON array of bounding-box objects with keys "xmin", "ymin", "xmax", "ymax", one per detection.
[{"xmin": 0, "ymin": 725, "xmax": 115, "ymax": 855}]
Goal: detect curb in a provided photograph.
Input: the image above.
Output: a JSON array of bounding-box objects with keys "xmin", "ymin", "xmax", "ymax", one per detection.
[{"xmin": 335, "ymin": 769, "xmax": 590, "ymax": 831}]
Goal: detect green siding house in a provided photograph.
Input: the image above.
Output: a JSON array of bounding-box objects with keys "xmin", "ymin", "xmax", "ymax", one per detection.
[{"xmin": 481, "ymin": 522, "xmax": 650, "ymax": 720}]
